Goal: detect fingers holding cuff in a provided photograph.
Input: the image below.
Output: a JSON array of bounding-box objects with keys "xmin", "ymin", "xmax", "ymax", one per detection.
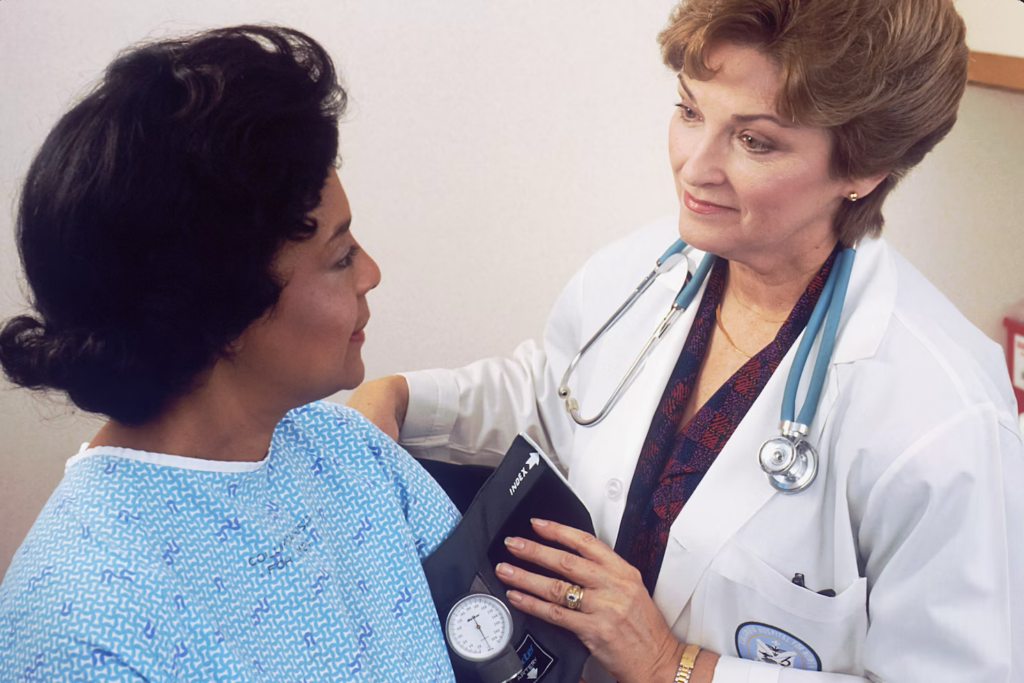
[
  {"xmin": 505, "ymin": 587, "xmax": 590, "ymax": 632},
  {"xmin": 496, "ymin": 562, "xmax": 591, "ymax": 614}
]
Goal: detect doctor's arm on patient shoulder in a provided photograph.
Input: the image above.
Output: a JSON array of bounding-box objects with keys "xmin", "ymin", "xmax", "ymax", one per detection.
[
  {"xmin": 346, "ymin": 338, "xmax": 568, "ymax": 465},
  {"xmin": 347, "ymin": 373, "xmax": 408, "ymax": 443}
]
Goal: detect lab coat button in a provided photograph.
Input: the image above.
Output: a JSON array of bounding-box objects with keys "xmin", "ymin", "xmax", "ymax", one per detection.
[{"xmin": 605, "ymin": 478, "xmax": 623, "ymax": 500}]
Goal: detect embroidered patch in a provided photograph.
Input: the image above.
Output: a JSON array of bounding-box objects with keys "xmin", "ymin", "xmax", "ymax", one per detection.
[
  {"xmin": 514, "ymin": 633, "xmax": 556, "ymax": 681},
  {"xmin": 735, "ymin": 622, "xmax": 821, "ymax": 671}
]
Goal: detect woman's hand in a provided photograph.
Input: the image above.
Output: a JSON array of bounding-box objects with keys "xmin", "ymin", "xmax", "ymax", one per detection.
[
  {"xmin": 346, "ymin": 375, "xmax": 409, "ymax": 442},
  {"xmin": 495, "ymin": 519, "xmax": 686, "ymax": 683}
]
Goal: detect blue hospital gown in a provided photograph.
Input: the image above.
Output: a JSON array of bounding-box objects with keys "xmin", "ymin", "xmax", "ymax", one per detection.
[{"xmin": 0, "ymin": 401, "xmax": 460, "ymax": 681}]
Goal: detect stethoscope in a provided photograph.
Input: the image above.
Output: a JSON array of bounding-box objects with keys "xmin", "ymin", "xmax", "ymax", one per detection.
[{"xmin": 557, "ymin": 239, "xmax": 855, "ymax": 493}]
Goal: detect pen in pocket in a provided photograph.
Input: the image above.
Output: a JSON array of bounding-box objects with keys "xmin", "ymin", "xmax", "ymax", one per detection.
[{"xmin": 791, "ymin": 572, "xmax": 836, "ymax": 597}]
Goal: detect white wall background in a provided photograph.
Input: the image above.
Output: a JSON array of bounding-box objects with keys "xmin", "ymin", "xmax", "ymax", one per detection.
[
  {"xmin": 1, "ymin": 0, "xmax": 1022, "ymax": 578},
  {"xmin": 958, "ymin": 0, "xmax": 1024, "ymax": 57}
]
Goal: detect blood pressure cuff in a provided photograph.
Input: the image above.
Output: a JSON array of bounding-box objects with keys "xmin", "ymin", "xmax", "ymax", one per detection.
[{"xmin": 422, "ymin": 435, "xmax": 595, "ymax": 683}]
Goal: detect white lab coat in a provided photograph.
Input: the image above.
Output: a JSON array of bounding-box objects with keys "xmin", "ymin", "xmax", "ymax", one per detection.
[{"xmin": 400, "ymin": 217, "xmax": 1024, "ymax": 682}]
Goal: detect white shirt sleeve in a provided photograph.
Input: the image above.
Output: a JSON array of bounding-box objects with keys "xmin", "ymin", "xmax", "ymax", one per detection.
[
  {"xmin": 852, "ymin": 405, "xmax": 1019, "ymax": 683},
  {"xmin": 713, "ymin": 656, "xmax": 863, "ymax": 682}
]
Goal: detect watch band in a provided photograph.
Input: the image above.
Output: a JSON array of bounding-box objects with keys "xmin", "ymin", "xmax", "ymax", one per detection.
[{"xmin": 674, "ymin": 643, "xmax": 701, "ymax": 683}]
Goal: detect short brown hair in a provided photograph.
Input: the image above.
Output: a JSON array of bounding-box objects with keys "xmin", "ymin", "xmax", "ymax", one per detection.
[{"xmin": 658, "ymin": 0, "xmax": 968, "ymax": 245}]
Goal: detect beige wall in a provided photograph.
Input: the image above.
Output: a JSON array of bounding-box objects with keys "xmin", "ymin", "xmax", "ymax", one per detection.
[
  {"xmin": 1, "ymin": 0, "xmax": 1022, "ymax": 579},
  {"xmin": 957, "ymin": 0, "xmax": 1024, "ymax": 58},
  {"xmin": 885, "ymin": 85, "xmax": 1024, "ymax": 345}
]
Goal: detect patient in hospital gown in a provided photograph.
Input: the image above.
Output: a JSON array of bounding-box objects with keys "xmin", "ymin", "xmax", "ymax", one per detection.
[{"xmin": 0, "ymin": 25, "xmax": 459, "ymax": 681}]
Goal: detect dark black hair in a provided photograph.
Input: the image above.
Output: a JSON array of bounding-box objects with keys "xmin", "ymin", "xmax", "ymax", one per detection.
[{"xmin": 0, "ymin": 25, "xmax": 347, "ymax": 425}]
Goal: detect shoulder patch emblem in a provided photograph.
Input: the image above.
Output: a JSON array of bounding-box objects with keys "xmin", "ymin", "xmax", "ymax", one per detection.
[{"xmin": 735, "ymin": 622, "xmax": 821, "ymax": 671}]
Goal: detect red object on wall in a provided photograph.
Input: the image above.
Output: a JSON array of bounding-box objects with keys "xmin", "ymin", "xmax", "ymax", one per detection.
[{"xmin": 1005, "ymin": 311, "xmax": 1024, "ymax": 416}]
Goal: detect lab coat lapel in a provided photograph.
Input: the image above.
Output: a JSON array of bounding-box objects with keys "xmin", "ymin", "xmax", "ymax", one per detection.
[
  {"xmin": 569, "ymin": 250, "xmax": 709, "ymax": 547},
  {"xmin": 831, "ymin": 237, "xmax": 894, "ymax": 365},
  {"xmin": 652, "ymin": 348, "xmax": 787, "ymax": 628}
]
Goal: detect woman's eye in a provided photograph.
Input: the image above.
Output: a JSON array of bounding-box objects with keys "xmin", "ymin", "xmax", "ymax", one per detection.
[
  {"xmin": 739, "ymin": 134, "xmax": 772, "ymax": 153},
  {"xmin": 335, "ymin": 245, "xmax": 360, "ymax": 269},
  {"xmin": 675, "ymin": 103, "xmax": 699, "ymax": 121}
]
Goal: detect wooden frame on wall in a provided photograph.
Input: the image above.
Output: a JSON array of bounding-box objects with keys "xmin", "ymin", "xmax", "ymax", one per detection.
[{"xmin": 968, "ymin": 51, "xmax": 1024, "ymax": 92}]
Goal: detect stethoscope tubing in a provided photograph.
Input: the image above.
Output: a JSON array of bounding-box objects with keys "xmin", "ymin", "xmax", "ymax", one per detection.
[
  {"xmin": 765, "ymin": 246, "xmax": 856, "ymax": 492},
  {"xmin": 559, "ymin": 238, "xmax": 855, "ymax": 494},
  {"xmin": 799, "ymin": 248, "xmax": 855, "ymax": 425},
  {"xmin": 557, "ymin": 240, "xmax": 716, "ymax": 426},
  {"xmin": 781, "ymin": 247, "xmax": 855, "ymax": 427}
]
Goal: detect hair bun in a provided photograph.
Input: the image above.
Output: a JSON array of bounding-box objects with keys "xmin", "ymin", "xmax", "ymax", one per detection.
[{"xmin": 0, "ymin": 316, "xmax": 164, "ymax": 424}]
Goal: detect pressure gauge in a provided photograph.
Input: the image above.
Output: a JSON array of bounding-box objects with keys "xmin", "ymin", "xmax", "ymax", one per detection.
[{"xmin": 445, "ymin": 593, "xmax": 514, "ymax": 662}]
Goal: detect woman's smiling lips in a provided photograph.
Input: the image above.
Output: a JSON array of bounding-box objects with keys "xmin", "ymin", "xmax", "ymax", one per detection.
[
  {"xmin": 683, "ymin": 190, "xmax": 736, "ymax": 215},
  {"xmin": 350, "ymin": 320, "xmax": 368, "ymax": 343}
]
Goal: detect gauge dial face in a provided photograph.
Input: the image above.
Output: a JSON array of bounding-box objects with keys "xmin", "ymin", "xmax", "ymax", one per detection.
[{"xmin": 445, "ymin": 593, "xmax": 514, "ymax": 662}]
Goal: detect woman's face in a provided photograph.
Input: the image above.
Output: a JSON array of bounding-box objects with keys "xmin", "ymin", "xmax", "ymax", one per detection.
[
  {"xmin": 230, "ymin": 169, "xmax": 381, "ymax": 408},
  {"xmin": 669, "ymin": 42, "xmax": 849, "ymax": 271}
]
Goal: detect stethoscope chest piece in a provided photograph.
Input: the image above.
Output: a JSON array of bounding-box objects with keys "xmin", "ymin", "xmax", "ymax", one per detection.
[{"xmin": 758, "ymin": 422, "xmax": 818, "ymax": 493}]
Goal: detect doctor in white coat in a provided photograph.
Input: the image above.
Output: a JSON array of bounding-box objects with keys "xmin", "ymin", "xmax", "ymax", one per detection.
[{"xmin": 350, "ymin": 0, "xmax": 1023, "ymax": 681}]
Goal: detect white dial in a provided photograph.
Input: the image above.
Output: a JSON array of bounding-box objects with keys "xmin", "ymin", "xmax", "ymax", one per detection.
[{"xmin": 445, "ymin": 593, "xmax": 514, "ymax": 662}]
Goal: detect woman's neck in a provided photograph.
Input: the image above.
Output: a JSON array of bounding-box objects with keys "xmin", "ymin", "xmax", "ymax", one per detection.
[
  {"xmin": 723, "ymin": 239, "xmax": 837, "ymax": 321},
  {"xmin": 89, "ymin": 364, "xmax": 290, "ymax": 462}
]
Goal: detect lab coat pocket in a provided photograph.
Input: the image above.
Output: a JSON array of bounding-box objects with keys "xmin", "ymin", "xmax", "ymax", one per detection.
[{"xmin": 700, "ymin": 542, "xmax": 867, "ymax": 676}]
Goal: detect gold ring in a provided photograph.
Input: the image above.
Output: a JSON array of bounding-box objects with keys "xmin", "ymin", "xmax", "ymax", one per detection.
[{"xmin": 563, "ymin": 584, "xmax": 584, "ymax": 611}]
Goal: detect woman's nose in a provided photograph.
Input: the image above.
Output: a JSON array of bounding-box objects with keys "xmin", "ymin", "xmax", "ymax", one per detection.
[
  {"xmin": 679, "ymin": 132, "xmax": 727, "ymax": 188},
  {"xmin": 360, "ymin": 249, "xmax": 382, "ymax": 294}
]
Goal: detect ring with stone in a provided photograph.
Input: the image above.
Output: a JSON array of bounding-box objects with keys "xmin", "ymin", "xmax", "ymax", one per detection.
[{"xmin": 563, "ymin": 584, "xmax": 584, "ymax": 611}]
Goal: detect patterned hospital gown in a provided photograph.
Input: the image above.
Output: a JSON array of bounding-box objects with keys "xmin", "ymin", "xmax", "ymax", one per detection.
[{"xmin": 0, "ymin": 401, "xmax": 460, "ymax": 681}]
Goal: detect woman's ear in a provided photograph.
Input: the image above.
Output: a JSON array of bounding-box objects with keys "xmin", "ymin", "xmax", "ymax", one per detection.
[
  {"xmin": 847, "ymin": 170, "xmax": 890, "ymax": 201},
  {"xmin": 225, "ymin": 334, "xmax": 246, "ymax": 356}
]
